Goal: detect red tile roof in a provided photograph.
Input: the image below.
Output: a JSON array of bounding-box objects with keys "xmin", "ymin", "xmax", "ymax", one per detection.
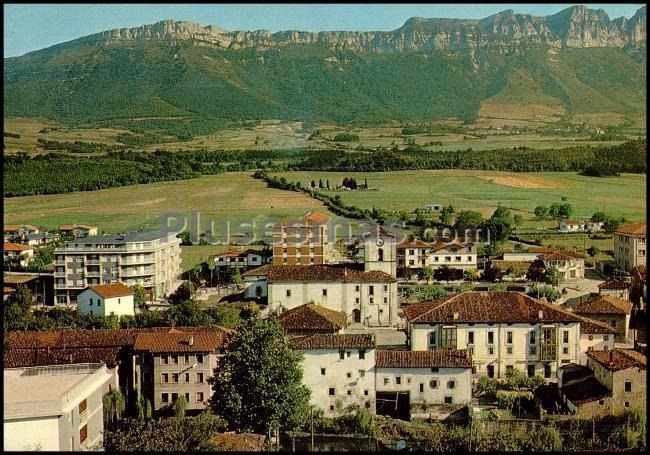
[
  {"xmin": 3, "ymin": 242, "xmax": 33, "ymax": 252},
  {"xmin": 614, "ymin": 222, "xmax": 646, "ymax": 236},
  {"xmin": 598, "ymin": 277, "xmax": 630, "ymax": 290},
  {"xmin": 397, "ymin": 238, "xmax": 432, "ymax": 250},
  {"xmin": 292, "ymin": 333, "xmax": 375, "ymax": 350},
  {"xmin": 587, "ymin": 349, "xmax": 647, "ymax": 371},
  {"xmin": 133, "ymin": 329, "xmax": 231, "ymax": 353},
  {"xmin": 428, "ymin": 239, "xmax": 472, "ymax": 253},
  {"xmin": 403, "ymin": 292, "xmax": 582, "ymax": 324},
  {"xmin": 279, "ymin": 304, "xmax": 347, "ymax": 332},
  {"xmin": 242, "ymin": 264, "xmax": 272, "ymax": 277},
  {"xmin": 266, "ymin": 265, "xmax": 396, "ymax": 283},
  {"xmin": 490, "ymin": 260, "xmax": 532, "ymax": 272},
  {"xmin": 541, "ymin": 251, "xmax": 585, "ymax": 261},
  {"xmin": 574, "ymin": 296, "xmax": 632, "ymax": 315},
  {"xmin": 86, "ymin": 283, "xmax": 134, "ymax": 299},
  {"xmin": 301, "ymin": 212, "xmax": 331, "ymax": 224},
  {"xmin": 527, "ymin": 247, "xmax": 558, "ymax": 254},
  {"xmin": 577, "ymin": 315, "xmax": 616, "ymax": 334},
  {"xmin": 376, "ymin": 349, "xmax": 472, "ymax": 369},
  {"xmin": 59, "ymin": 224, "xmax": 96, "ymax": 231},
  {"xmin": 561, "ymin": 376, "xmax": 611, "ymax": 405}
]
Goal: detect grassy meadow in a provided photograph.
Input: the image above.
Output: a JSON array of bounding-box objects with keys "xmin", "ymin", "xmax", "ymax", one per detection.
[{"xmin": 271, "ymin": 170, "xmax": 646, "ymax": 221}]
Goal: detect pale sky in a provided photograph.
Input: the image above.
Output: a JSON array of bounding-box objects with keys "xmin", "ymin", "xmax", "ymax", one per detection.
[{"xmin": 4, "ymin": 3, "xmax": 645, "ymax": 57}]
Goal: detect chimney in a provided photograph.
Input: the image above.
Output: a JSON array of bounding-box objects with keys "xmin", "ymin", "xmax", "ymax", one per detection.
[
  {"xmin": 188, "ymin": 335, "xmax": 194, "ymax": 346},
  {"xmin": 538, "ymin": 310, "xmax": 544, "ymax": 320},
  {"xmin": 453, "ymin": 312, "xmax": 460, "ymax": 320},
  {"xmin": 344, "ymin": 268, "xmax": 348, "ymax": 277}
]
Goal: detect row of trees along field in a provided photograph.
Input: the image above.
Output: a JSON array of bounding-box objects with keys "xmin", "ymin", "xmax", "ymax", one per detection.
[{"xmin": 4, "ymin": 139, "xmax": 645, "ymax": 196}]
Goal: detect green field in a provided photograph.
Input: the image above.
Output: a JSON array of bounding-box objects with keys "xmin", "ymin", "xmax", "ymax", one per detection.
[
  {"xmin": 3, "ymin": 172, "xmax": 336, "ymax": 234},
  {"xmin": 272, "ymin": 170, "xmax": 646, "ymax": 220}
]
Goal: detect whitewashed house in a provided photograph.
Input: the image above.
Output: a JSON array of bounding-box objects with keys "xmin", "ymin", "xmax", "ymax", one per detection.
[
  {"xmin": 403, "ymin": 292, "xmax": 585, "ymax": 380},
  {"xmin": 375, "ymin": 350, "xmax": 472, "ymax": 420},
  {"xmin": 293, "ymin": 333, "xmax": 376, "ymax": 416},
  {"xmin": 213, "ymin": 248, "xmax": 271, "ymax": 272},
  {"xmin": 559, "ymin": 219, "xmax": 586, "ymax": 232},
  {"xmin": 576, "ymin": 316, "xmax": 616, "ymax": 363},
  {"xmin": 58, "ymin": 224, "xmax": 99, "ymax": 239},
  {"xmin": 242, "ymin": 264, "xmax": 270, "ymax": 298},
  {"xmin": 3, "ymin": 242, "xmax": 35, "ymax": 267},
  {"xmin": 397, "ymin": 239, "xmax": 477, "ymax": 272},
  {"xmin": 539, "ymin": 251, "xmax": 585, "ymax": 279},
  {"xmin": 76, "ymin": 283, "xmax": 135, "ymax": 318},
  {"xmin": 598, "ymin": 277, "xmax": 630, "ymax": 301}
]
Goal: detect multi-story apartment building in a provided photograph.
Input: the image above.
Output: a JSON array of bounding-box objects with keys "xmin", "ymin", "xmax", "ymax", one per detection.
[
  {"xmin": 133, "ymin": 327, "xmax": 231, "ymax": 413},
  {"xmin": 272, "ymin": 212, "xmax": 331, "ymax": 265},
  {"xmin": 53, "ymin": 230, "xmax": 181, "ymax": 304},
  {"xmin": 4, "ymin": 363, "xmax": 117, "ymax": 451},
  {"xmin": 397, "ymin": 238, "xmax": 477, "ymax": 272},
  {"xmin": 613, "ymin": 222, "xmax": 646, "ymax": 272},
  {"xmin": 404, "ymin": 292, "xmax": 587, "ymax": 380},
  {"xmin": 375, "ymin": 350, "xmax": 472, "ymax": 420},
  {"xmin": 558, "ymin": 348, "xmax": 646, "ymax": 417},
  {"xmin": 573, "ymin": 296, "xmax": 632, "ymax": 343},
  {"xmin": 293, "ymin": 333, "xmax": 376, "ymax": 417}
]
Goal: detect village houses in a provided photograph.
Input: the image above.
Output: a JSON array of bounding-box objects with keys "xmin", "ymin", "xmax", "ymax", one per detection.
[
  {"xmin": 76, "ymin": 283, "xmax": 135, "ymax": 318},
  {"xmin": 613, "ymin": 221, "xmax": 646, "ymax": 272},
  {"xmin": 3, "ymin": 242, "xmax": 35, "ymax": 268}
]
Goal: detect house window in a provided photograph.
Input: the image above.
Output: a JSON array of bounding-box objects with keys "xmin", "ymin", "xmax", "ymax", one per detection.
[
  {"xmin": 196, "ymin": 373, "xmax": 204, "ymax": 383},
  {"xmin": 329, "ymin": 388, "xmax": 335, "ymax": 396},
  {"xmin": 488, "ymin": 346, "xmax": 495, "ymax": 355},
  {"xmin": 364, "ymin": 390, "xmax": 369, "ymax": 396},
  {"xmin": 455, "ymin": 256, "xmax": 461, "ymax": 262},
  {"xmin": 80, "ymin": 424, "xmax": 88, "ymax": 444},
  {"xmin": 562, "ymin": 347, "xmax": 569, "ymax": 355},
  {"xmin": 359, "ymin": 350, "xmax": 366, "ymax": 360},
  {"xmin": 339, "ymin": 350, "xmax": 345, "ymax": 360},
  {"xmin": 447, "ymin": 380, "xmax": 456, "ymax": 389},
  {"xmin": 430, "ymin": 379, "xmax": 438, "ymax": 389},
  {"xmin": 384, "ymin": 378, "xmax": 390, "ymax": 385},
  {"xmin": 369, "ymin": 286, "xmax": 374, "ymax": 295},
  {"xmin": 604, "ymin": 335, "xmax": 609, "ymax": 341},
  {"xmin": 420, "ymin": 383, "xmax": 424, "ymax": 393},
  {"xmin": 171, "ymin": 355, "xmax": 178, "ymax": 364},
  {"xmin": 161, "ymin": 355, "xmax": 168, "ymax": 364},
  {"xmin": 383, "ymin": 285, "xmax": 388, "ymax": 292},
  {"xmin": 321, "ymin": 368, "xmax": 326, "ymax": 375},
  {"xmin": 355, "ymin": 297, "xmax": 360, "ymax": 304},
  {"xmin": 79, "ymin": 399, "xmax": 87, "ymax": 415},
  {"xmin": 441, "ymin": 327, "xmax": 457, "ymax": 349},
  {"xmin": 611, "ymin": 320, "xmax": 616, "ymax": 328},
  {"xmin": 322, "ymin": 289, "xmax": 327, "ymax": 296},
  {"xmin": 588, "ymin": 335, "xmax": 594, "ymax": 341},
  {"xmin": 370, "ymin": 297, "xmax": 374, "ymax": 304},
  {"xmin": 529, "ymin": 331, "xmax": 536, "ymax": 344},
  {"xmin": 161, "ymin": 393, "xmax": 169, "ymax": 403},
  {"xmin": 172, "ymin": 373, "xmax": 179, "ymax": 383},
  {"xmin": 507, "ymin": 347, "xmax": 513, "ymax": 355},
  {"xmin": 384, "ymin": 297, "xmax": 388, "ymax": 304},
  {"xmin": 355, "ymin": 285, "xmax": 360, "ymax": 292},
  {"xmin": 89, "ymin": 298, "xmax": 93, "ymax": 306},
  {"xmin": 185, "ymin": 393, "xmax": 190, "ymax": 402},
  {"xmin": 346, "ymin": 390, "xmax": 352, "ymax": 396},
  {"xmin": 184, "ymin": 354, "xmax": 190, "ymax": 364},
  {"xmin": 286, "ymin": 289, "xmax": 291, "ymax": 297},
  {"xmin": 428, "ymin": 331, "xmax": 437, "ymax": 346},
  {"xmin": 562, "ymin": 331, "xmax": 569, "ymax": 344},
  {"xmin": 347, "ymin": 372, "xmax": 352, "ymax": 378},
  {"xmin": 185, "ymin": 373, "xmax": 190, "ymax": 383},
  {"xmin": 625, "ymin": 381, "xmax": 632, "ymax": 392},
  {"xmin": 527, "ymin": 365, "xmax": 536, "ymax": 377},
  {"xmin": 196, "ymin": 354, "xmax": 204, "ymax": 363},
  {"xmin": 506, "ymin": 365, "xmax": 514, "ymax": 375},
  {"xmin": 431, "ymin": 367, "xmax": 439, "ymax": 373},
  {"xmin": 529, "ymin": 346, "xmax": 537, "ymax": 355},
  {"xmin": 598, "ymin": 399, "xmax": 605, "ymax": 406},
  {"xmin": 487, "ymin": 332, "xmax": 494, "ymax": 345},
  {"xmin": 544, "ymin": 364, "xmax": 551, "ymax": 378},
  {"xmin": 359, "ymin": 370, "xmax": 365, "ymax": 378},
  {"xmin": 625, "ymin": 402, "xmax": 630, "ymax": 408},
  {"xmin": 196, "ymin": 392, "xmax": 204, "ymax": 403},
  {"xmin": 487, "ymin": 365, "xmax": 495, "ymax": 378},
  {"xmin": 506, "ymin": 331, "xmax": 513, "ymax": 344},
  {"xmin": 444, "ymin": 396, "xmax": 453, "ymax": 404},
  {"xmin": 467, "ymin": 331, "xmax": 474, "ymax": 345},
  {"xmin": 396, "ymin": 377, "xmax": 401, "ymax": 385},
  {"xmin": 162, "ymin": 373, "xmax": 169, "ymax": 383}
]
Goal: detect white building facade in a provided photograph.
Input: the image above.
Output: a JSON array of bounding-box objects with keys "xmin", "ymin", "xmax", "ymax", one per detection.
[{"xmin": 76, "ymin": 283, "xmax": 135, "ymax": 318}]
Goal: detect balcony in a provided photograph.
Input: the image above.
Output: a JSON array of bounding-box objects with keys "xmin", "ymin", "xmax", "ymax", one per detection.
[
  {"xmin": 85, "ymin": 259, "xmax": 100, "ymax": 265},
  {"xmin": 540, "ymin": 343, "xmax": 557, "ymax": 362},
  {"xmin": 121, "ymin": 256, "xmax": 155, "ymax": 265},
  {"xmin": 54, "ymin": 271, "xmax": 66, "ymax": 278}
]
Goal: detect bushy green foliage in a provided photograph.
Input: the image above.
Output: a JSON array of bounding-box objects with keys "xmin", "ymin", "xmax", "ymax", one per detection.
[
  {"xmin": 528, "ymin": 285, "xmax": 562, "ymax": 302},
  {"xmin": 333, "ymin": 133, "xmax": 359, "ymax": 142}
]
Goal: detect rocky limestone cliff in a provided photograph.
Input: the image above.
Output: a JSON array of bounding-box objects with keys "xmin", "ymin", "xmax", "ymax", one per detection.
[{"xmin": 75, "ymin": 5, "xmax": 645, "ymax": 55}]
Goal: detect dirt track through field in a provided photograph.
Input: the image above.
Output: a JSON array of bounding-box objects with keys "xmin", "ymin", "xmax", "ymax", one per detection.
[{"xmin": 477, "ymin": 174, "xmax": 573, "ymax": 189}]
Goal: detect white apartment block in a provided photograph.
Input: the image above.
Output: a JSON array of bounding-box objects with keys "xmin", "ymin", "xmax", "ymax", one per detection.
[
  {"xmin": 293, "ymin": 334, "xmax": 376, "ymax": 416},
  {"xmin": 613, "ymin": 222, "xmax": 646, "ymax": 273},
  {"xmin": 404, "ymin": 292, "xmax": 588, "ymax": 380},
  {"xmin": 4, "ymin": 363, "xmax": 117, "ymax": 451},
  {"xmin": 53, "ymin": 230, "xmax": 181, "ymax": 304}
]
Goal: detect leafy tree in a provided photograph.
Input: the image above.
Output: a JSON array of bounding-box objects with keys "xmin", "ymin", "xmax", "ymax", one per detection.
[
  {"xmin": 439, "ymin": 205, "xmax": 455, "ymax": 225},
  {"xmin": 178, "ymin": 231, "xmax": 193, "ymax": 246},
  {"xmin": 231, "ymin": 266, "xmax": 244, "ymax": 286},
  {"xmin": 603, "ymin": 216, "xmax": 624, "ymax": 233},
  {"xmin": 422, "ymin": 266, "xmax": 434, "ymax": 284},
  {"xmin": 311, "ymin": 180, "xmax": 316, "ymax": 189},
  {"xmin": 318, "ymin": 178, "xmax": 324, "ymax": 189},
  {"xmin": 173, "ymin": 395, "xmax": 187, "ymax": 420},
  {"xmin": 103, "ymin": 388, "xmax": 126, "ymax": 429},
  {"xmin": 417, "ymin": 285, "xmax": 448, "ymax": 301},
  {"xmin": 209, "ymin": 314, "xmax": 311, "ymax": 434},
  {"xmin": 526, "ymin": 259, "xmax": 547, "ymax": 282},
  {"xmin": 4, "ymin": 285, "xmax": 35, "ymax": 330},
  {"xmin": 528, "ymin": 285, "xmax": 562, "ymax": 302},
  {"xmin": 543, "ymin": 266, "xmax": 562, "ymax": 287},
  {"xmin": 587, "ymin": 245, "xmax": 600, "ymax": 257},
  {"xmin": 464, "ymin": 268, "xmax": 479, "ymax": 282},
  {"xmin": 167, "ymin": 300, "xmax": 212, "ymax": 326},
  {"xmin": 591, "ymin": 211, "xmax": 606, "ymax": 223},
  {"xmin": 534, "ymin": 205, "xmax": 549, "ymax": 220},
  {"xmin": 131, "ymin": 284, "xmax": 149, "ymax": 310},
  {"xmin": 483, "ymin": 263, "xmax": 504, "ymax": 283},
  {"xmin": 454, "ymin": 210, "xmax": 484, "ymax": 232},
  {"xmin": 169, "ymin": 282, "xmax": 196, "ymax": 305},
  {"xmin": 205, "ymin": 306, "xmax": 241, "ymax": 329},
  {"xmin": 513, "ymin": 214, "xmax": 524, "ymax": 227}
]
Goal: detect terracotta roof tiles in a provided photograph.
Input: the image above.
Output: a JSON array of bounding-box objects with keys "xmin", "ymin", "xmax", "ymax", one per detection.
[
  {"xmin": 292, "ymin": 333, "xmax": 375, "ymax": 350},
  {"xmin": 86, "ymin": 283, "xmax": 134, "ymax": 299},
  {"xmin": 279, "ymin": 304, "xmax": 347, "ymax": 332},
  {"xmin": 574, "ymin": 296, "xmax": 632, "ymax": 315},
  {"xmin": 3, "ymin": 242, "xmax": 33, "ymax": 252},
  {"xmin": 587, "ymin": 349, "xmax": 646, "ymax": 371},
  {"xmin": 266, "ymin": 265, "xmax": 396, "ymax": 283},
  {"xmin": 376, "ymin": 349, "xmax": 472, "ymax": 369},
  {"xmin": 133, "ymin": 329, "xmax": 231, "ymax": 353},
  {"xmin": 598, "ymin": 277, "xmax": 631, "ymax": 290},
  {"xmin": 614, "ymin": 222, "xmax": 646, "ymax": 236}
]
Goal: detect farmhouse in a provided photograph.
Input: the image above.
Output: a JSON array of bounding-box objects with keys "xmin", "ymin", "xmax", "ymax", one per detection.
[
  {"xmin": 403, "ymin": 292, "xmax": 587, "ymax": 380},
  {"xmin": 539, "ymin": 251, "xmax": 585, "ymax": 280},
  {"xmin": 3, "ymin": 242, "xmax": 35, "ymax": 267},
  {"xmin": 76, "ymin": 283, "xmax": 135, "ymax": 318},
  {"xmin": 559, "ymin": 219, "xmax": 586, "ymax": 233}
]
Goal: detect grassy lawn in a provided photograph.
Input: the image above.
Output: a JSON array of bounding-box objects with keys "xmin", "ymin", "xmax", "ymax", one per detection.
[
  {"xmin": 272, "ymin": 170, "xmax": 646, "ymax": 220},
  {"xmin": 4, "ymin": 172, "xmax": 337, "ymax": 234}
]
